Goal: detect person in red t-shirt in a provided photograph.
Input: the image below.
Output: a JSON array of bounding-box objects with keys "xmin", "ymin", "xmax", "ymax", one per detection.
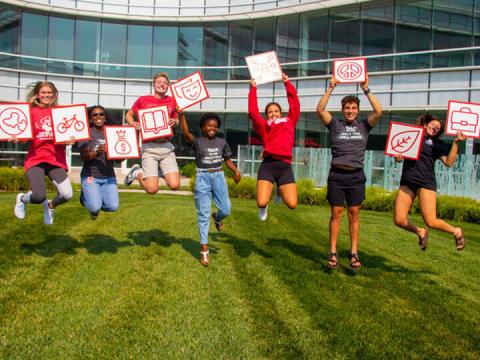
[
  {"xmin": 123, "ymin": 72, "xmax": 180, "ymax": 193},
  {"xmin": 13, "ymin": 81, "xmax": 73, "ymax": 225},
  {"xmin": 248, "ymin": 73, "xmax": 300, "ymax": 221}
]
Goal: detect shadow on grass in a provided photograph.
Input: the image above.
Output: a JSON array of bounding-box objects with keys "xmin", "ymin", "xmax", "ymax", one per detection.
[
  {"xmin": 21, "ymin": 234, "xmax": 133, "ymax": 257},
  {"xmin": 210, "ymin": 232, "xmax": 272, "ymax": 259}
]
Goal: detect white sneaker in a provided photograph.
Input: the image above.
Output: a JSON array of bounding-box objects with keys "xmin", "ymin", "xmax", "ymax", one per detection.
[
  {"xmin": 43, "ymin": 200, "xmax": 55, "ymax": 225},
  {"xmin": 258, "ymin": 206, "xmax": 268, "ymax": 221},
  {"xmin": 124, "ymin": 164, "xmax": 141, "ymax": 186},
  {"xmin": 14, "ymin": 193, "xmax": 26, "ymax": 219}
]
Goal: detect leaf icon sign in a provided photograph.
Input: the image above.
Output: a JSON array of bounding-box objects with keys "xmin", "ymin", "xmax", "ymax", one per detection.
[{"xmin": 391, "ymin": 130, "xmax": 421, "ymax": 153}]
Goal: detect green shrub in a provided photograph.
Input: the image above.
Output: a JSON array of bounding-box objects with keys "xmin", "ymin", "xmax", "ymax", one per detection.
[
  {"xmin": 181, "ymin": 162, "xmax": 197, "ymax": 178},
  {"xmin": 0, "ymin": 167, "xmax": 63, "ymax": 192}
]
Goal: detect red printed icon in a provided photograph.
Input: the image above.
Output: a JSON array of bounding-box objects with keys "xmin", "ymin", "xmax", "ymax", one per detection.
[
  {"xmin": 450, "ymin": 107, "xmax": 478, "ymax": 133},
  {"xmin": 390, "ymin": 130, "xmax": 421, "ymax": 153},
  {"xmin": 174, "ymin": 78, "xmax": 202, "ymax": 101},
  {"xmin": 56, "ymin": 114, "xmax": 85, "ymax": 134},
  {"xmin": 141, "ymin": 109, "xmax": 169, "ymax": 134},
  {"xmin": 114, "ymin": 130, "xmax": 131, "ymax": 155},
  {"xmin": 0, "ymin": 107, "xmax": 28, "ymax": 136},
  {"xmin": 337, "ymin": 62, "xmax": 363, "ymax": 81}
]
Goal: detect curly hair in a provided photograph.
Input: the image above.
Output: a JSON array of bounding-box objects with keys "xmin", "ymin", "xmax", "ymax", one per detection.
[{"xmin": 416, "ymin": 113, "xmax": 444, "ymax": 139}]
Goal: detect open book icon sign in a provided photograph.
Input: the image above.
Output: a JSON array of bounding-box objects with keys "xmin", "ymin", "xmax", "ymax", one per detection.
[{"xmin": 141, "ymin": 110, "xmax": 168, "ymax": 134}]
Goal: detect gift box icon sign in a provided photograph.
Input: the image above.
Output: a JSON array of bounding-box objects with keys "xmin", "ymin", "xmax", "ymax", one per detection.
[
  {"xmin": 451, "ymin": 107, "xmax": 478, "ymax": 133},
  {"xmin": 141, "ymin": 109, "xmax": 169, "ymax": 134}
]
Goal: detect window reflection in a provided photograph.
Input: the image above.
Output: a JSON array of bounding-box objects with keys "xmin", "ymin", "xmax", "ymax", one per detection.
[{"xmin": 0, "ymin": 8, "xmax": 19, "ymax": 68}]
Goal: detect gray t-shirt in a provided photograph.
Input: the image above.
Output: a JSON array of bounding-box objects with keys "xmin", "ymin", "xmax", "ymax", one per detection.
[
  {"xmin": 79, "ymin": 127, "xmax": 115, "ymax": 178},
  {"xmin": 327, "ymin": 117, "xmax": 372, "ymax": 169},
  {"xmin": 192, "ymin": 136, "xmax": 232, "ymax": 169}
]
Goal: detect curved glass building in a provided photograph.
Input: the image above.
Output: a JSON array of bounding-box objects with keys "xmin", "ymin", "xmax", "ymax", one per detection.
[{"xmin": 1, "ymin": 0, "xmax": 479, "ymax": 164}]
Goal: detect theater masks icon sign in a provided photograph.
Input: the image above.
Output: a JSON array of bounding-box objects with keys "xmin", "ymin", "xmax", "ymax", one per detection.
[
  {"xmin": 171, "ymin": 71, "xmax": 209, "ymax": 111},
  {"xmin": 0, "ymin": 103, "xmax": 32, "ymax": 141}
]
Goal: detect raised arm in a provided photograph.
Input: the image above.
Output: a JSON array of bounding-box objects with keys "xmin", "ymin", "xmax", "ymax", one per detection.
[
  {"xmin": 125, "ymin": 109, "xmax": 140, "ymax": 131},
  {"xmin": 284, "ymin": 73, "xmax": 300, "ymax": 125},
  {"xmin": 316, "ymin": 76, "xmax": 338, "ymax": 126},
  {"xmin": 248, "ymin": 79, "xmax": 266, "ymax": 138},
  {"xmin": 360, "ymin": 75, "xmax": 383, "ymax": 128},
  {"xmin": 441, "ymin": 132, "xmax": 467, "ymax": 167},
  {"xmin": 178, "ymin": 110, "xmax": 195, "ymax": 144}
]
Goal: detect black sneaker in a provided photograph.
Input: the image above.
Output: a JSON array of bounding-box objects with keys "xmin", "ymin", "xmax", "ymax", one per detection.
[{"xmin": 212, "ymin": 212, "xmax": 223, "ymax": 231}]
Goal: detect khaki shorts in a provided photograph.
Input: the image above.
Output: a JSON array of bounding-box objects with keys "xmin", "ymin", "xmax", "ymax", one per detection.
[{"xmin": 141, "ymin": 141, "xmax": 179, "ymax": 179}]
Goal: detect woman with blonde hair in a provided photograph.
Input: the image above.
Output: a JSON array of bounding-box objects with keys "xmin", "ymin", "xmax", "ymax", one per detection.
[{"xmin": 13, "ymin": 81, "xmax": 73, "ymax": 225}]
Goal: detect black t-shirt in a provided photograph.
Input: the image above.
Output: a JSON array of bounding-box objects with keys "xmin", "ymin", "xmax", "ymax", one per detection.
[
  {"xmin": 401, "ymin": 137, "xmax": 449, "ymax": 189},
  {"xmin": 192, "ymin": 136, "xmax": 232, "ymax": 169},
  {"xmin": 327, "ymin": 117, "xmax": 372, "ymax": 169},
  {"xmin": 79, "ymin": 127, "xmax": 115, "ymax": 178}
]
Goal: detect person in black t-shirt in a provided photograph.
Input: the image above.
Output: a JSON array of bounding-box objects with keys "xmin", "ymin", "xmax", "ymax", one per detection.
[
  {"xmin": 79, "ymin": 106, "xmax": 119, "ymax": 220},
  {"xmin": 394, "ymin": 114, "xmax": 467, "ymax": 251},
  {"xmin": 179, "ymin": 110, "xmax": 241, "ymax": 266},
  {"xmin": 317, "ymin": 74, "xmax": 383, "ymax": 270}
]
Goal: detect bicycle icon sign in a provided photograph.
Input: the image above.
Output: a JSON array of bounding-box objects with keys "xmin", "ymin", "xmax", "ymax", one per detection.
[
  {"xmin": 50, "ymin": 104, "xmax": 90, "ymax": 144},
  {"xmin": 333, "ymin": 58, "xmax": 367, "ymax": 83},
  {"xmin": 56, "ymin": 114, "xmax": 85, "ymax": 134}
]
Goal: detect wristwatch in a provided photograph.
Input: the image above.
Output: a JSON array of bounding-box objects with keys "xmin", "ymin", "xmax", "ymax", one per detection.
[{"xmin": 363, "ymin": 88, "xmax": 371, "ymax": 95}]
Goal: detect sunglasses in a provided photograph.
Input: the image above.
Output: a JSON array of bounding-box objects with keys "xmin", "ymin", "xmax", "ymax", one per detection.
[{"xmin": 91, "ymin": 112, "xmax": 105, "ymax": 117}]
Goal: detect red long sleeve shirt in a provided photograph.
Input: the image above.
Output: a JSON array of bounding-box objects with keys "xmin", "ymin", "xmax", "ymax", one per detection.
[{"xmin": 248, "ymin": 80, "xmax": 300, "ymax": 164}]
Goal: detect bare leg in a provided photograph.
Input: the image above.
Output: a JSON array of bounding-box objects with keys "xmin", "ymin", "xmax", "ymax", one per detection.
[
  {"xmin": 137, "ymin": 175, "xmax": 159, "ymax": 194},
  {"xmin": 329, "ymin": 205, "xmax": 344, "ymax": 255},
  {"xmin": 394, "ymin": 186, "xmax": 427, "ymax": 239},
  {"xmin": 418, "ymin": 188, "xmax": 457, "ymax": 234},
  {"xmin": 347, "ymin": 205, "xmax": 361, "ymax": 254},
  {"xmin": 257, "ymin": 180, "xmax": 274, "ymax": 208},
  {"xmin": 164, "ymin": 172, "xmax": 180, "ymax": 191},
  {"xmin": 278, "ymin": 183, "xmax": 297, "ymax": 209}
]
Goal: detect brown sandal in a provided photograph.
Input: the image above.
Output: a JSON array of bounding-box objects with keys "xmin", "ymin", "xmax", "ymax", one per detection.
[
  {"xmin": 418, "ymin": 228, "xmax": 429, "ymax": 251},
  {"xmin": 453, "ymin": 228, "xmax": 465, "ymax": 251},
  {"xmin": 327, "ymin": 252, "xmax": 338, "ymax": 269},
  {"xmin": 349, "ymin": 253, "xmax": 362, "ymax": 270}
]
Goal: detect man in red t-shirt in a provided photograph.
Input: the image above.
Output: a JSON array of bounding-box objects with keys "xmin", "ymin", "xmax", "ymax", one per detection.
[{"xmin": 124, "ymin": 72, "xmax": 180, "ymax": 193}]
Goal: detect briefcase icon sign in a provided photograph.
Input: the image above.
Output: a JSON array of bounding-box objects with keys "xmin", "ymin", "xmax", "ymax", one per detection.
[
  {"xmin": 141, "ymin": 110, "xmax": 168, "ymax": 134},
  {"xmin": 450, "ymin": 107, "xmax": 478, "ymax": 133}
]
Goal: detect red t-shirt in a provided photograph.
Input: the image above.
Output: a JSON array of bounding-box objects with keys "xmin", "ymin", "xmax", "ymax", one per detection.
[
  {"xmin": 248, "ymin": 80, "xmax": 300, "ymax": 164},
  {"xmin": 131, "ymin": 95, "xmax": 178, "ymax": 119},
  {"xmin": 24, "ymin": 106, "xmax": 67, "ymax": 172}
]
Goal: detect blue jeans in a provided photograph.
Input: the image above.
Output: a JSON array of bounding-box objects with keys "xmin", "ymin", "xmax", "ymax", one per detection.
[
  {"xmin": 194, "ymin": 170, "xmax": 231, "ymax": 245},
  {"xmin": 81, "ymin": 176, "xmax": 119, "ymax": 214}
]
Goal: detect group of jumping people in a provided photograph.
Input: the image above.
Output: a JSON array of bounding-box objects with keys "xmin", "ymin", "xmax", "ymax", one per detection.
[{"xmin": 11, "ymin": 71, "xmax": 467, "ymax": 268}]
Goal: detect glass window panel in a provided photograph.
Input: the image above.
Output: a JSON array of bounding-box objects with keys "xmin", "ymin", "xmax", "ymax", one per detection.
[
  {"xmin": 74, "ymin": 19, "xmax": 101, "ymax": 76},
  {"xmin": 330, "ymin": 5, "xmax": 361, "ymax": 59},
  {"xmin": 0, "ymin": 8, "xmax": 20, "ymax": 68},
  {"xmin": 100, "ymin": 22, "xmax": 127, "ymax": 77},
  {"xmin": 299, "ymin": 10, "xmax": 328, "ymax": 76},
  {"xmin": 178, "ymin": 25, "xmax": 203, "ymax": 78},
  {"xmin": 395, "ymin": 1, "xmax": 432, "ymax": 70},
  {"xmin": 476, "ymin": 2, "xmax": 480, "ymax": 65},
  {"xmin": 20, "ymin": 12, "xmax": 48, "ymax": 71},
  {"xmin": 126, "ymin": 23, "xmax": 153, "ymax": 79},
  {"xmin": 276, "ymin": 15, "xmax": 299, "ymax": 77},
  {"xmin": 152, "ymin": 25, "xmax": 178, "ymax": 80},
  {"xmin": 47, "ymin": 16, "xmax": 74, "ymax": 75},
  {"xmin": 204, "ymin": 23, "xmax": 228, "ymax": 80},
  {"xmin": 362, "ymin": 0, "xmax": 394, "ymax": 71},
  {"xmin": 254, "ymin": 18, "xmax": 275, "ymax": 53},
  {"xmin": 229, "ymin": 21, "xmax": 253, "ymax": 80}
]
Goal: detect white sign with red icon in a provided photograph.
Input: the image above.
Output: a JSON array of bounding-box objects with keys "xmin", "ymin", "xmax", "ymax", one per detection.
[
  {"xmin": 446, "ymin": 100, "xmax": 480, "ymax": 139},
  {"xmin": 171, "ymin": 71, "xmax": 209, "ymax": 111},
  {"xmin": 385, "ymin": 122, "xmax": 425, "ymax": 160},
  {"xmin": 51, "ymin": 104, "xmax": 90, "ymax": 144},
  {"xmin": 137, "ymin": 105, "xmax": 173, "ymax": 141},
  {"xmin": 245, "ymin": 51, "xmax": 283, "ymax": 85},
  {"xmin": 104, "ymin": 126, "xmax": 140, "ymax": 160},
  {"xmin": 0, "ymin": 102, "xmax": 33, "ymax": 141},
  {"xmin": 333, "ymin": 58, "xmax": 367, "ymax": 83}
]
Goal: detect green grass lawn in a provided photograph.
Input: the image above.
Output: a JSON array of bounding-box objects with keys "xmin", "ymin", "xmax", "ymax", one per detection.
[{"xmin": 0, "ymin": 192, "xmax": 479, "ymax": 359}]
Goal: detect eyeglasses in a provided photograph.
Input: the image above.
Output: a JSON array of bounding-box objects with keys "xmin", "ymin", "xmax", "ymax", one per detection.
[{"xmin": 91, "ymin": 112, "xmax": 105, "ymax": 117}]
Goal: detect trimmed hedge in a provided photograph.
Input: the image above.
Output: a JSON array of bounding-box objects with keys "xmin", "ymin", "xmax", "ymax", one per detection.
[
  {"xmin": 0, "ymin": 167, "xmax": 68, "ymax": 192},
  {"xmin": 189, "ymin": 177, "xmax": 480, "ymax": 224}
]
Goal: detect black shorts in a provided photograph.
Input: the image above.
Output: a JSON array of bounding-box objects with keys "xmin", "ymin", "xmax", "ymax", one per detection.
[
  {"xmin": 257, "ymin": 157, "xmax": 295, "ymax": 186},
  {"xmin": 327, "ymin": 166, "xmax": 366, "ymax": 207},
  {"xmin": 400, "ymin": 179, "xmax": 436, "ymax": 193}
]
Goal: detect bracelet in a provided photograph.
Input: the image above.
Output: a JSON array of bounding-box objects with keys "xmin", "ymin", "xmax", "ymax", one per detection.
[{"xmin": 363, "ymin": 88, "xmax": 371, "ymax": 95}]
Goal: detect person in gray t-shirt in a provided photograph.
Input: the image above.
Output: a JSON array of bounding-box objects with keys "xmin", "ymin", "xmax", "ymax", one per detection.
[
  {"xmin": 179, "ymin": 111, "xmax": 241, "ymax": 267},
  {"xmin": 316, "ymin": 74, "xmax": 383, "ymax": 270}
]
